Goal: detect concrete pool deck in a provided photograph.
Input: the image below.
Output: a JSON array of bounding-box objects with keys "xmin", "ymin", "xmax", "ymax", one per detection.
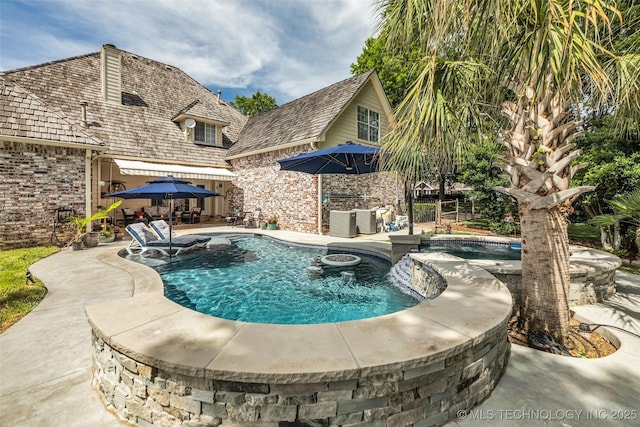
[{"xmin": 1, "ymin": 227, "xmax": 639, "ymax": 426}]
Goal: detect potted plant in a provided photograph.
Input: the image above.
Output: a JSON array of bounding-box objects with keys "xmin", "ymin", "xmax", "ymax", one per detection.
[
  {"xmin": 69, "ymin": 201, "xmax": 121, "ymax": 250},
  {"xmin": 113, "ymin": 225, "xmax": 124, "ymax": 241},
  {"xmin": 259, "ymin": 220, "xmax": 268, "ymax": 230},
  {"xmin": 95, "ymin": 202, "xmax": 123, "ymax": 243},
  {"xmin": 267, "ymin": 216, "xmax": 278, "ymax": 230}
]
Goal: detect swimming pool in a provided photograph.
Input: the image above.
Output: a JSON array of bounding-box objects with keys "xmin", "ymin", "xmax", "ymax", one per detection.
[
  {"xmin": 420, "ymin": 241, "xmax": 521, "ymax": 260},
  {"xmin": 151, "ymin": 235, "xmax": 420, "ymax": 324}
]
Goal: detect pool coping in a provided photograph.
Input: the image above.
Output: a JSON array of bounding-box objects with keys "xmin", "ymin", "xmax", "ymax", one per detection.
[{"xmin": 86, "ymin": 235, "xmax": 513, "ymax": 384}]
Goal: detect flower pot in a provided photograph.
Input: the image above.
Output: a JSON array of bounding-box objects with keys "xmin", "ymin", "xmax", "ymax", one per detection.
[
  {"xmin": 72, "ymin": 241, "xmax": 83, "ymax": 251},
  {"xmin": 99, "ymin": 233, "xmax": 115, "ymax": 244},
  {"xmin": 268, "ymin": 223, "xmax": 277, "ymax": 230},
  {"xmin": 83, "ymin": 232, "xmax": 100, "ymax": 248},
  {"xmin": 260, "ymin": 221, "xmax": 268, "ymax": 230}
]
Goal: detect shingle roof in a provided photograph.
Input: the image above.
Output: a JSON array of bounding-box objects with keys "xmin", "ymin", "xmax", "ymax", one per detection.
[
  {"xmin": 2, "ymin": 49, "xmax": 247, "ymax": 166},
  {"xmin": 0, "ymin": 77, "xmax": 105, "ymax": 147},
  {"xmin": 226, "ymin": 70, "xmax": 375, "ymax": 158},
  {"xmin": 174, "ymin": 100, "xmax": 231, "ymax": 125}
]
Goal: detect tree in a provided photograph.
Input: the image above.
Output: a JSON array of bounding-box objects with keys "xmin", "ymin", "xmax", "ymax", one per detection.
[
  {"xmin": 458, "ymin": 138, "xmax": 518, "ymax": 226},
  {"xmin": 591, "ymin": 190, "xmax": 640, "ymax": 258},
  {"xmin": 571, "ymin": 115, "xmax": 640, "ymax": 249},
  {"xmin": 378, "ymin": 0, "xmax": 640, "ymax": 344},
  {"xmin": 351, "ymin": 31, "xmax": 423, "ymax": 108},
  {"xmin": 230, "ymin": 91, "xmax": 277, "ymax": 117}
]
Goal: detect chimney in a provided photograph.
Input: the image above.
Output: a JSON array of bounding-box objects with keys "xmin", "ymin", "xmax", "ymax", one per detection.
[
  {"xmin": 80, "ymin": 101, "xmax": 88, "ymax": 126},
  {"xmin": 100, "ymin": 44, "xmax": 122, "ymax": 104},
  {"xmin": 217, "ymin": 90, "xmax": 222, "ymax": 104}
]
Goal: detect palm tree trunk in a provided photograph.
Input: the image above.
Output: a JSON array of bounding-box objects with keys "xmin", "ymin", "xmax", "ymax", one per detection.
[
  {"xmin": 406, "ymin": 181, "xmax": 414, "ymax": 235},
  {"xmin": 519, "ymin": 204, "xmax": 571, "ymax": 344}
]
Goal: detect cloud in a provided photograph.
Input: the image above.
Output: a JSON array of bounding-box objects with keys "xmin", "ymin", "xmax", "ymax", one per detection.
[{"xmin": 0, "ymin": 0, "xmax": 377, "ymax": 102}]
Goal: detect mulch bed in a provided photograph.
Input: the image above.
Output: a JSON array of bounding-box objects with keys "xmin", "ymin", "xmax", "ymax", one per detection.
[
  {"xmin": 508, "ymin": 316, "xmax": 617, "ymax": 358},
  {"xmin": 431, "ymin": 223, "xmax": 619, "ymax": 358}
]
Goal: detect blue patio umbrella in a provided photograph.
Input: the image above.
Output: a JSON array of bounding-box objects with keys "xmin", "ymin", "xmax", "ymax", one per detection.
[
  {"xmin": 277, "ymin": 141, "xmax": 381, "ymax": 174},
  {"xmin": 105, "ymin": 176, "xmax": 221, "ymax": 255}
]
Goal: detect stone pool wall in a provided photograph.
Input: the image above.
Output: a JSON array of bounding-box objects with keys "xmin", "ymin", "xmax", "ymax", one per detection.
[
  {"xmin": 474, "ymin": 246, "xmax": 621, "ymax": 308},
  {"xmin": 415, "ymin": 235, "xmax": 621, "ymax": 308},
  {"xmin": 92, "ymin": 328, "xmax": 509, "ymax": 427},
  {"xmin": 88, "ymin": 248, "xmax": 512, "ymax": 427}
]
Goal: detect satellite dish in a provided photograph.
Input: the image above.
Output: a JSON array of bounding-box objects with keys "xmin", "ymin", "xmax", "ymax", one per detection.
[{"xmin": 185, "ymin": 118, "xmax": 196, "ymax": 129}]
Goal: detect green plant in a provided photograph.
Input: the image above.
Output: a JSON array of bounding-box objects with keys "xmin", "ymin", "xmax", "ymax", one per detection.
[
  {"xmin": 69, "ymin": 201, "xmax": 122, "ymax": 242},
  {"xmin": 0, "ymin": 246, "xmax": 59, "ymax": 332}
]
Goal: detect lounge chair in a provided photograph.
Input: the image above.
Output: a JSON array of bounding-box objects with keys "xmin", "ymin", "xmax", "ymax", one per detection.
[
  {"xmin": 149, "ymin": 220, "xmax": 211, "ymax": 247},
  {"xmin": 125, "ymin": 223, "xmax": 199, "ymax": 256}
]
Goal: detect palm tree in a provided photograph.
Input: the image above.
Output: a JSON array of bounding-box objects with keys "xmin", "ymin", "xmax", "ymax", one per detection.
[
  {"xmin": 591, "ymin": 190, "xmax": 640, "ymax": 252},
  {"xmin": 378, "ymin": 0, "xmax": 640, "ymax": 344}
]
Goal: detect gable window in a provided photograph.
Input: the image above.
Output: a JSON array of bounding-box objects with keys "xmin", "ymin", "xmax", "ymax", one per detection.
[
  {"xmin": 194, "ymin": 122, "xmax": 217, "ymax": 146},
  {"xmin": 357, "ymin": 105, "xmax": 380, "ymax": 143}
]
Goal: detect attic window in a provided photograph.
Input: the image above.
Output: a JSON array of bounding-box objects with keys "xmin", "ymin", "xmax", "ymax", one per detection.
[
  {"xmin": 357, "ymin": 106, "xmax": 380, "ymax": 143},
  {"xmin": 194, "ymin": 122, "xmax": 219, "ymax": 146}
]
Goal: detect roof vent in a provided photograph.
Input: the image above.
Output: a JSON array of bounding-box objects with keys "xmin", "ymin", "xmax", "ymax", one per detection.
[
  {"xmin": 80, "ymin": 101, "xmax": 88, "ymax": 127},
  {"xmin": 100, "ymin": 44, "xmax": 122, "ymax": 105}
]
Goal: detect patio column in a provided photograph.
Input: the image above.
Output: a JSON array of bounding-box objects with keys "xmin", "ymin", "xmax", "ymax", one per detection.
[
  {"xmin": 317, "ymin": 174, "xmax": 323, "ymax": 234},
  {"xmin": 85, "ymin": 149, "xmax": 92, "ymax": 233}
]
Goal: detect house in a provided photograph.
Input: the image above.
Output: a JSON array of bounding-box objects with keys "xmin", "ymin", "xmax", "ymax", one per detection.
[
  {"xmin": 1, "ymin": 44, "xmax": 404, "ymax": 248},
  {"xmin": 226, "ymin": 68, "xmax": 401, "ymax": 234}
]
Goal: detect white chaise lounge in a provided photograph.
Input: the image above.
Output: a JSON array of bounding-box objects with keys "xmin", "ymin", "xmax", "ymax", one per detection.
[
  {"xmin": 149, "ymin": 220, "xmax": 211, "ymax": 247},
  {"xmin": 125, "ymin": 223, "xmax": 199, "ymax": 256}
]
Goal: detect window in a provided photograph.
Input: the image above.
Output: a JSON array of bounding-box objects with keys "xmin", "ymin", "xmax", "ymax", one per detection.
[
  {"xmin": 194, "ymin": 122, "xmax": 217, "ymax": 146},
  {"xmin": 357, "ymin": 106, "xmax": 380, "ymax": 143}
]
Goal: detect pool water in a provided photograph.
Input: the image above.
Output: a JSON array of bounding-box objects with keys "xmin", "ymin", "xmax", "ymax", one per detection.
[
  {"xmin": 419, "ymin": 242, "xmax": 521, "ymax": 260},
  {"xmin": 153, "ymin": 235, "xmax": 420, "ymax": 324}
]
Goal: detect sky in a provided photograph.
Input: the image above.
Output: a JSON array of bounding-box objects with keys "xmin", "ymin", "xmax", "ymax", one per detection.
[{"xmin": 0, "ymin": 0, "xmax": 379, "ymax": 104}]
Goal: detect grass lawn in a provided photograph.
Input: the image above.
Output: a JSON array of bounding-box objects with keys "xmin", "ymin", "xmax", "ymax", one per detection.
[
  {"xmin": 567, "ymin": 223, "xmax": 600, "ymax": 243},
  {"xmin": 0, "ymin": 246, "xmax": 59, "ymax": 333}
]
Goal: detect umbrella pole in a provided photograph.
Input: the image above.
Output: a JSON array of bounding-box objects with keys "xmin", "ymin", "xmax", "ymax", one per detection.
[{"xmin": 169, "ymin": 197, "xmax": 173, "ymax": 257}]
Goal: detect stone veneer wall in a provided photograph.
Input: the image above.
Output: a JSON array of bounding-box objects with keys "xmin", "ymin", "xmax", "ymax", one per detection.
[
  {"xmin": 229, "ymin": 148, "xmax": 406, "ymax": 234},
  {"xmin": 321, "ymin": 173, "xmax": 405, "ymax": 235},
  {"xmin": 90, "ymin": 250, "xmax": 511, "ymax": 427},
  {"xmin": 493, "ymin": 267, "xmax": 617, "ymax": 308},
  {"xmin": 0, "ymin": 141, "xmax": 86, "ymax": 249},
  {"xmin": 92, "ymin": 328, "xmax": 509, "ymax": 427}
]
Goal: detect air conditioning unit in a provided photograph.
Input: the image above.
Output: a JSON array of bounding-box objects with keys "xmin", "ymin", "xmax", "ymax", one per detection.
[
  {"xmin": 329, "ymin": 210, "xmax": 357, "ymax": 238},
  {"xmin": 355, "ymin": 209, "xmax": 377, "ymax": 234}
]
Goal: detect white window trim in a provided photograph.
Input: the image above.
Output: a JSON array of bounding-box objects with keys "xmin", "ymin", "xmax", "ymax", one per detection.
[
  {"xmin": 194, "ymin": 121, "xmax": 221, "ymax": 147},
  {"xmin": 356, "ymin": 105, "xmax": 380, "ymax": 144}
]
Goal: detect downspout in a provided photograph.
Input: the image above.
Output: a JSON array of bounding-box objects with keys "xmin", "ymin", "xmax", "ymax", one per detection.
[{"xmin": 85, "ymin": 149, "xmax": 93, "ymax": 233}]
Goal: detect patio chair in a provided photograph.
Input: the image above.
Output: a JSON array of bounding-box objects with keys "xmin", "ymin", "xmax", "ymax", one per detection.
[
  {"xmin": 125, "ymin": 223, "xmax": 199, "ymax": 256},
  {"xmin": 225, "ymin": 209, "xmax": 245, "ymax": 226},
  {"xmin": 121, "ymin": 208, "xmax": 137, "ymax": 225},
  {"xmin": 181, "ymin": 207, "xmax": 202, "ymax": 224},
  {"xmin": 149, "ymin": 220, "xmax": 211, "ymax": 247}
]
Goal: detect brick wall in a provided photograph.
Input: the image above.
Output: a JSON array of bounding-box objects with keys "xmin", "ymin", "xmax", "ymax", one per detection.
[
  {"xmin": 0, "ymin": 141, "xmax": 86, "ymax": 249},
  {"xmin": 229, "ymin": 148, "xmax": 406, "ymax": 234}
]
